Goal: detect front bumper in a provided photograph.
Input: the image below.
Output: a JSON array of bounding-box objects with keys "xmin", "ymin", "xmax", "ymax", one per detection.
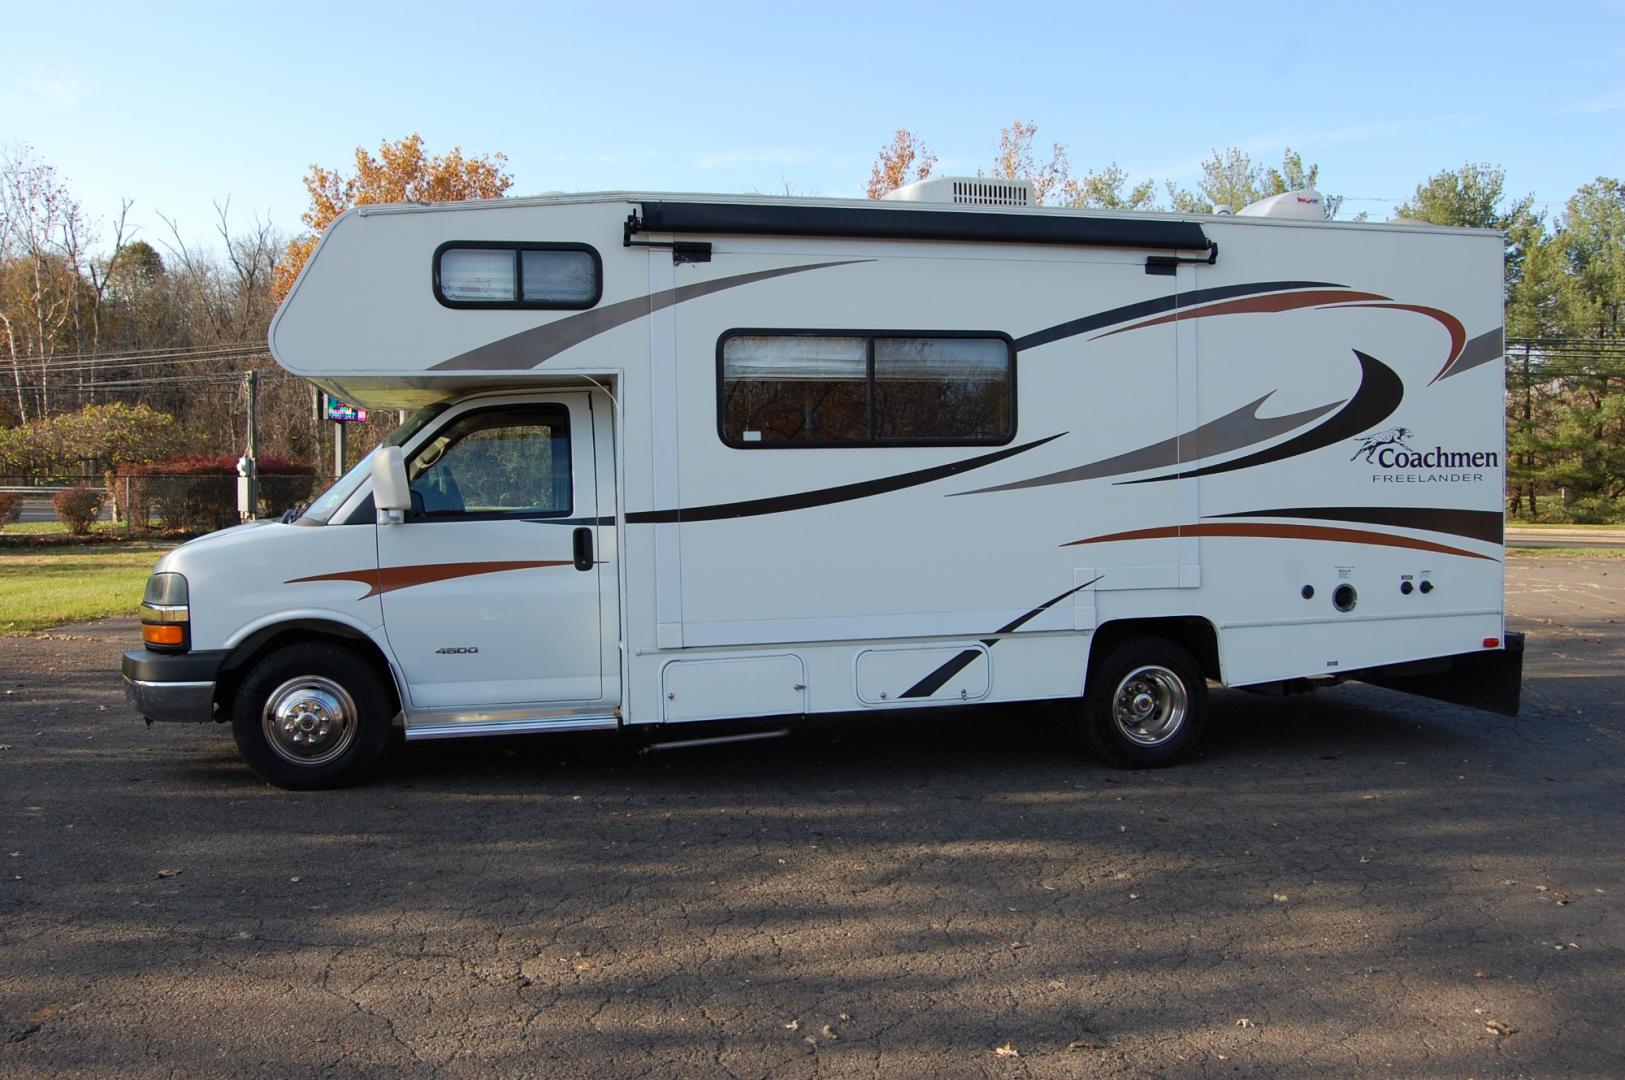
[{"xmin": 121, "ymin": 649, "xmax": 227, "ymax": 724}]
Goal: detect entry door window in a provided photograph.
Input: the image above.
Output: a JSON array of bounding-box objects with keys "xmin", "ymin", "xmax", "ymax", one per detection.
[{"xmin": 407, "ymin": 404, "xmax": 573, "ymax": 519}]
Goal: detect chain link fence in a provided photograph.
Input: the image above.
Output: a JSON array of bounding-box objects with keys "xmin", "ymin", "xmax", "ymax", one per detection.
[{"xmin": 0, "ymin": 474, "xmax": 335, "ymax": 536}]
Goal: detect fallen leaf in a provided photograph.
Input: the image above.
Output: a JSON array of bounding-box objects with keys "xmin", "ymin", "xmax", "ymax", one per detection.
[
  {"xmin": 1272, "ymin": 893, "xmax": 1289, "ymax": 903},
  {"xmin": 1067, "ymin": 1038, "xmax": 1106, "ymax": 1051},
  {"xmin": 1236, "ymin": 1018, "xmax": 1255, "ymax": 1028},
  {"xmin": 821, "ymin": 1024, "xmax": 840, "ymax": 1041},
  {"xmin": 1485, "ymin": 1019, "xmax": 1516, "ymax": 1037},
  {"xmin": 783, "ymin": 1020, "xmax": 799, "ymax": 1031},
  {"xmin": 155, "ymin": 868, "xmax": 180, "ymax": 879},
  {"xmin": 1475, "ymin": 970, "xmax": 1491, "ymax": 979},
  {"xmin": 993, "ymin": 1041, "xmax": 1018, "ymax": 1058},
  {"xmin": 573, "ymin": 960, "xmax": 594, "ymax": 972},
  {"xmin": 838, "ymin": 1012, "xmax": 851, "ymax": 1021}
]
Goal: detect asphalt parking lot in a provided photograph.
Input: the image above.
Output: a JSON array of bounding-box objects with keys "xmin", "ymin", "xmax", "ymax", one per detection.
[{"xmin": 2, "ymin": 554, "xmax": 1621, "ymax": 1078}]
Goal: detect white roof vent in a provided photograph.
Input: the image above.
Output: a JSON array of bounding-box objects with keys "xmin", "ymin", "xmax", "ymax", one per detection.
[
  {"xmin": 1236, "ymin": 189, "xmax": 1326, "ymax": 220},
  {"xmin": 882, "ymin": 176, "xmax": 1034, "ymax": 207}
]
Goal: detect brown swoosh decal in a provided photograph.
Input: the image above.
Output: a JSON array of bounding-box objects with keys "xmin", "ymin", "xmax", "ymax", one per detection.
[
  {"xmin": 287, "ymin": 560, "xmax": 572, "ymax": 599},
  {"xmin": 1434, "ymin": 327, "xmax": 1503, "ymax": 383},
  {"xmin": 432, "ymin": 260, "xmax": 870, "ymax": 371},
  {"xmin": 1317, "ymin": 301, "xmax": 1466, "ymax": 383},
  {"xmin": 1093, "ymin": 290, "xmax": 1389, "ymax": 339},
  {"xmin": 1062, "ymin": 522, "xmax": 1495, "ymax": 561}
]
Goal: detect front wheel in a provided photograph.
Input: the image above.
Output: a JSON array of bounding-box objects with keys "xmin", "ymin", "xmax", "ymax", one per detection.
[
  {"xmin": 1072, "ymin": 635, "xmax": 1208, "ymax": 768},
  {"xmin": 231, "ymin": 642, "xmax": 395, "ymax": 789}
]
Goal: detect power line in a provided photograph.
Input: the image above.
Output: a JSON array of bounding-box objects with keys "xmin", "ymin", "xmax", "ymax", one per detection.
[{"xmin": 3, "ymin": 340, "xmax": 265, "ymax": 364}]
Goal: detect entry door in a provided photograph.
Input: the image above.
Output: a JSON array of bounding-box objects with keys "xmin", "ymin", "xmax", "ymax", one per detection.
[{"xmin": 377, "ymin": 393, "xmax": 606, "ymax": 709}]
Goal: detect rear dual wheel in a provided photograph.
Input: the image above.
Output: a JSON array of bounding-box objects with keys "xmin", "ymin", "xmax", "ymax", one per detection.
[{"xmin": 1072, "ymin": 635, "xmax": 1207, "ymax": 768}]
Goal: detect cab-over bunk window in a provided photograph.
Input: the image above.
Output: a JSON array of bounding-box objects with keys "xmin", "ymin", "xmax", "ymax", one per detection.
[
  {"xmin": 433, "ymin": 242, "xmax": 602, "ymax": 309},
  {"xmin": 719, "ymin": 331, "xmax": 1014, "ymax": 447}
]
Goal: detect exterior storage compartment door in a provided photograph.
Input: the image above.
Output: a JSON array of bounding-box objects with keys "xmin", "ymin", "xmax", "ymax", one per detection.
[
  {"xmin": 855, "ymin": 644, "xmax": 991, "ymax": 705},
  {"xmin": 660, "ymin": 654, "xmax": 807, "ymax": 723}
]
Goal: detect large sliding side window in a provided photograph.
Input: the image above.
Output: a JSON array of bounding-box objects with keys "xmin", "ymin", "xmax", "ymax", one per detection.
[{"xmin": 719, "ymin": 331, "xmax": 1014, "ymax": 448}]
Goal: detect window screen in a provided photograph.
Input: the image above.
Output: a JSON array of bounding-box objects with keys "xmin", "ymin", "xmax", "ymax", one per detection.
[
  {"xmin": 873, "ymin": 337, "xmax": 1011, "ymax": 441},
  {"xmin": 434, "ymin": 243, "xmax": 601, "ymax": 309},
  {"xmin": 720, "ymin": 332, "xmax": 1014, "ymax": 447}
]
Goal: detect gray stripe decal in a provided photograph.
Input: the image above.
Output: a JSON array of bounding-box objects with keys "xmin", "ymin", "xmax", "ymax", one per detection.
[
  {"xmin": 1435, "ymin": 327, "xmax": 1503, "ymax": 382},
  {"xmin": 432, "ymin": 260, "xmax": 871, "ymax": 371},
  {"xmin": 951, "ymin": 391, "xmax": 1342, "ymax": 496}
]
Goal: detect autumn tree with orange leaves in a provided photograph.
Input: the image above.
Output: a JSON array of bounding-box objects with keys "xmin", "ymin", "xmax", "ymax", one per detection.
[
  {"xmin": 866, "ymin": 129, "xmax": 937, "ymax": 200},
  {"xmin": 272, "ymin": 134, "xmax": 513, "ymax": 300}
]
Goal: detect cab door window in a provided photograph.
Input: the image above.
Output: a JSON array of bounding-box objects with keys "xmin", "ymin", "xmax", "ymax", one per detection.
[{"xmin": 407, "ymin": 405, "xmax": 572, "ymax": 519}]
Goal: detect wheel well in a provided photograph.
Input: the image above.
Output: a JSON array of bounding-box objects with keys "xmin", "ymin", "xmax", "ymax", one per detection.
[
  {"xmin": 1088, "ymin": 617, "xmax": 1221, "ymax": 684},
  {"xmin": 214, "ymin": 621, "xmax": 402, "ymax": 721}
]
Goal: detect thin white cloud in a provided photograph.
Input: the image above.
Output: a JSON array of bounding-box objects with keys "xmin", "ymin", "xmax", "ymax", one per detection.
[
  {"xmin": 690, "ymin": 148, "xmax": 863, "ymax": 171},
  {"xmin": 1558, "ymin": 88, "xmax": 1625, "ymax": 113},
  {"xmin": 3, "ymin": 68, "xmax": 91, "ymax": 108}
]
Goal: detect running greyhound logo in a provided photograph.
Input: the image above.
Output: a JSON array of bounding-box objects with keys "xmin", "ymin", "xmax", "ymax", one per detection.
[{"xmin": 1351, "ymin": 426, "xmax": 1414, "ymax": 463}]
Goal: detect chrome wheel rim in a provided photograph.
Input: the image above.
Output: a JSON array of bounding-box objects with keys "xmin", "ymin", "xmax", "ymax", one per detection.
[
  {"xmin": 1111, "ymin": 665, "xmax": 1188, "ymax": 747},
  {"xmin": 262, "ymin": 676, "xmax": 358, "ymax": 766}
]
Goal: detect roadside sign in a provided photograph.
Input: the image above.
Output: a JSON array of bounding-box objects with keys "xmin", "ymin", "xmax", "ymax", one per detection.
[{"xmin": 325, "ymin": 398, "xmax": 368, "ymax": 423}]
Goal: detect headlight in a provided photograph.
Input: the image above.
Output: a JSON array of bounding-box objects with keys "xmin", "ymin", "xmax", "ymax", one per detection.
[{"xmin": 141, "ymin": 572, "xmax": 190, "ymax": 650}]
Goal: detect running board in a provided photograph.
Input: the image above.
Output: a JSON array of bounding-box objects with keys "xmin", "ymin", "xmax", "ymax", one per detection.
[{"xmin": 403, "ymin": 715, "xmax": 620, "ymax": 742}]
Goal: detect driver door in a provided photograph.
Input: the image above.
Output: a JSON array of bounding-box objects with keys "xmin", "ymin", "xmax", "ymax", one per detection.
[{"xmin": 377, "ymin": 393, "xmax": 607, "ymax": 710}]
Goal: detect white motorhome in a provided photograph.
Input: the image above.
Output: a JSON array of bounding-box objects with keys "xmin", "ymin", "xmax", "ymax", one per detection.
[{"xmin": 122, "ymin": 180, "xmax": 1524, "ymax": 789}]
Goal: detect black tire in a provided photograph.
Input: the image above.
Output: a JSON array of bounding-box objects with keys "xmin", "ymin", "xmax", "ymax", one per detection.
[
  {"xmin": 1071, "ymin": 635, "xmax": 1208, "ymax": 768},
  {"xmin": 231, "ymin": 642, "xmax": 395, "ymax": 790}
]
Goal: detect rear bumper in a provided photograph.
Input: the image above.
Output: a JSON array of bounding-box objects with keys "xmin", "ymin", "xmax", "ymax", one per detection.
[
  {"xmin": 121, "ymin": 649, "xmax": 227, "ymax": 724},
  {"xmin": 1353, "ymin": 631, "xmax": 1526, "ymax": 716}
]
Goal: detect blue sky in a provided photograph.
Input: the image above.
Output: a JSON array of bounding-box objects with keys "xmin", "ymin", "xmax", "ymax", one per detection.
[{"xmin": 4, "ymin": 1, "xmax": 1622, "ymax": 251}]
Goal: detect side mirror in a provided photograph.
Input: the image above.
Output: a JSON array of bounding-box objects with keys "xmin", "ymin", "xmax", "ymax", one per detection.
[{"xmin": 371, "ymin": 446, "xmax": 410, "ymax": 525}]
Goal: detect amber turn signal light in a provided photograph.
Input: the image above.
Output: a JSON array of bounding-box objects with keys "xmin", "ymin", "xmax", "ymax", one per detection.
[{"xmin": 143, "ymin": 623, "xmax": 185, "ymax": 647}]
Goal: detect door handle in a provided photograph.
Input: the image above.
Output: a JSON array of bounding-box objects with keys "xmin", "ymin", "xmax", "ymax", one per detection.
[{"xmin": 572, "ymin": 527, "xmax": 594, "ymax": 572}]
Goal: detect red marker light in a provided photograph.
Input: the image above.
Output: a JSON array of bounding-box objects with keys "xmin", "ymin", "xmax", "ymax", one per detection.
[{"xmin": 1483, "ymin": 637, "xmax": 1500, "ymax": 648}]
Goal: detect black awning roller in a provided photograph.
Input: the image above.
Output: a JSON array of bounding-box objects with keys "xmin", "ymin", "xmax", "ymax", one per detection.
[{"xmin": 629, "ymin": 201, "xmax": 1212, "ymax": 254}]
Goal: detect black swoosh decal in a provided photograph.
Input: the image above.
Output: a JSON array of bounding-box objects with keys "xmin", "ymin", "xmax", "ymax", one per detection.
[
  {"xmin": 953, "ymin": 391, "xmax": 1343, "ymax": 496},
  {"xmin": 900, "ymin": 577, "xmax": 1103, "ymax": 699},
  {"xmin": 1211, "ymin": 507, "xmax": 1503, "ymax": 545},
  {"xmin": 1013, "ymin": 281, "xmax": 1343, "ymax": 353},
  {"xmin": 523, "ymin": 516, "xmax": 615, "ymax": 527},
  {"xmin": 433, "ymin": 260, "xmax": 871, "ymax": 371},
  {"xmin": 1119, "ymin": 350, "xmax": 1404, "ymax": 484},
  {"xmin": 627, "ymin": 434, "xmax": 1065, "ymax": 524}
]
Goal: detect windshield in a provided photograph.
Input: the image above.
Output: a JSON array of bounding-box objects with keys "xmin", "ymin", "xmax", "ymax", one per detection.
[{"xmin": 297, "ymin": 403, "xmax": 450, "ymax": 524}]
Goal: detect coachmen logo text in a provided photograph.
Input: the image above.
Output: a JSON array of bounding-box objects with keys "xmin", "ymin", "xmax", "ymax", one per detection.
[{"xmin": 1352, "ymin": 428, "xmax": 1499, "ymax": 484}]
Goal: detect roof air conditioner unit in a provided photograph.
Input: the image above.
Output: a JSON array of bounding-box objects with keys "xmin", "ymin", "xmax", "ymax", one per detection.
[
  {"xmin": 1236, "ymin": 189, "xmax": 1327, "ymax": 221},
  {"xmin": 882, "ymin": 176, "xmax": 1034, "ymax": 207}
]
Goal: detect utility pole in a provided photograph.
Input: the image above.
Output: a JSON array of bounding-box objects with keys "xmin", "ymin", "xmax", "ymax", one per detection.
[
  {"xmin": 239, "ymin": 370, "xmax": 259, "ymax": 520},
  {"xmin": 246, "ymin": 370, "xmax": 259, "ymax": 462},
  {"xmin": 334, "ymin": 409, "xmax": 346, "ymax": 477}
]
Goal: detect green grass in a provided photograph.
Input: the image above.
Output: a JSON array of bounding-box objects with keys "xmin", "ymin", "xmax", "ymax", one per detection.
[
  {"xmin": 1, "ymin": 520, "xmax": 127, "ymax": 537},
  {"xmin": 0, "ymin": 541, "xmax": 172, "ymax": 634}
]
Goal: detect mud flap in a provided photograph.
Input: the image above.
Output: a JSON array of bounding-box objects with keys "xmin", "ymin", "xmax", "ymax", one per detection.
[{"xmin": 1352, "ymin": 631, "xmax": 1525, "ymax": 716}]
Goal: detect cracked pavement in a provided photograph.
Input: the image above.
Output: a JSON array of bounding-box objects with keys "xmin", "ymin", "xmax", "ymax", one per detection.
[{"xmin": 2, "ymin": 553, "xmax": 1622, "ymax": 1077}]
